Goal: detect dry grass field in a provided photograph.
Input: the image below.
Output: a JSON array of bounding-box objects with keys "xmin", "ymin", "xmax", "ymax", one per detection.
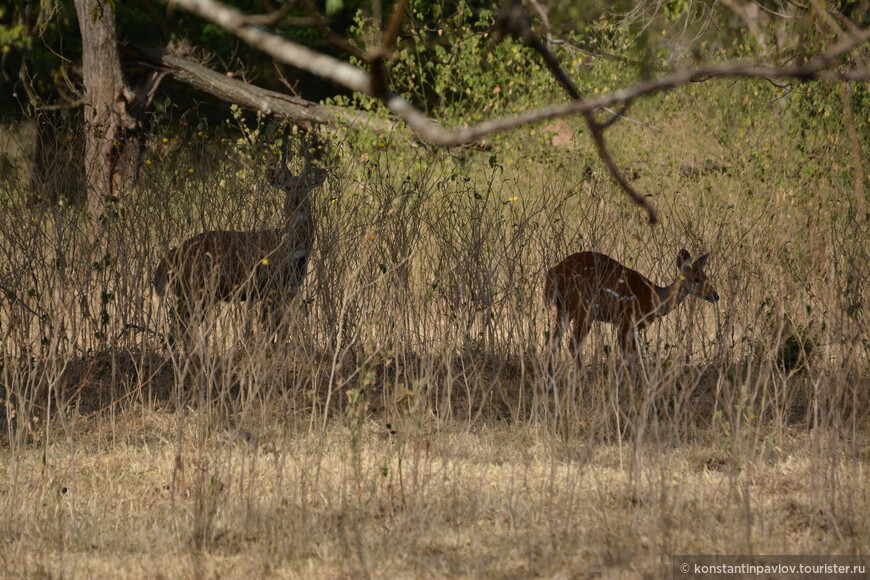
[
  {"xmin": 1, "ymin": 78, "xmax": 868, "ymax": 578},
  {"xmin": 4, "ymin": 413, "xmax": 867, "ymax": 578}
]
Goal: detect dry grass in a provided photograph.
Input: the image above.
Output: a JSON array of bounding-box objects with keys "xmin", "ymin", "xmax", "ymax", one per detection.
[{"xmin": 2, "ymin": 409, "xmax": 867, "ymax": 578}]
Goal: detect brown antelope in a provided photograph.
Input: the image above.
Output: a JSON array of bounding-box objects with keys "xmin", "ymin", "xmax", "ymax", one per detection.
[
  {"xmin": 545, "ymin": 249, "xmax": 719, "ymax": 376},
  {"xmin": 153, "ymin": 131, "xmax": 328, "ymax": 344}
]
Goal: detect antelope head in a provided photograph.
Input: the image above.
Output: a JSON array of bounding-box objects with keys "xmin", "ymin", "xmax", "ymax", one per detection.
[
  {"xmin": 268, "ymin": 129, "xmax": 328, "ymax": 192},
  {"xmin": 676, "ymin": 249, "xmax": 719, "ymax": 304}
]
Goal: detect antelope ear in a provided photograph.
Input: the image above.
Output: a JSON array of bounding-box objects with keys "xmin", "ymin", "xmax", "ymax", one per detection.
[
  {"xmin": 677, "ymin": 249, "xmax": 691, "ymax": 271},
  {"xmin": 694, "ymin": 254, "xmax": 710, "ymax": 270}
]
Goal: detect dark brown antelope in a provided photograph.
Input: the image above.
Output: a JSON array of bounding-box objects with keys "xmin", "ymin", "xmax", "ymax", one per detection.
[
  {"xmin": 545, "ymin": 249, "xmax": 719, "ymax": 377},
  {"xmin": 153, "ymin": 131, "xmax": 328, "ymax": 344}
]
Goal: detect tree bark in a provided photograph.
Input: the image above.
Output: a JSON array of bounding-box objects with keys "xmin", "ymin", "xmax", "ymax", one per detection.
[{"xmin": 75, "ymin": 0, "xmax": 138, "ymax": 223}]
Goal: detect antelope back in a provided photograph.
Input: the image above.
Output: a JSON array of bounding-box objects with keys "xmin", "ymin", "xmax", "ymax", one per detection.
[
  {"xmin": 166, "ymin": 230, "xmax": 286, "ymax": 300},
  {"xmin": 546, "ymin": 252, "xmax": 657, "ymax": 315}
]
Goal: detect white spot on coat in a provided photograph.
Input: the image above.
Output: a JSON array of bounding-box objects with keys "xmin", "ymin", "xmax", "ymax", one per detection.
[{"xmin": 603, "ymin": 288, "xmax": 634, "ymax": 301}]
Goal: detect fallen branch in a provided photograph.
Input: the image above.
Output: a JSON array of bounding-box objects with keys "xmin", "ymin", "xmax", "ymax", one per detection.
[{"xmin": 122, "ymin": 44, "xmax": 389, "ymax": 131}]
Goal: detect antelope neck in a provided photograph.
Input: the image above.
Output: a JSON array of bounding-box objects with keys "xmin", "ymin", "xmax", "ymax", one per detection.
[
  {"xmin": 653, "ymin": 279, "xmax": 688, "ymax": 318},
  {"xmin": 284, "ymin": 187, "xmax": 308, "ymax": 208}
]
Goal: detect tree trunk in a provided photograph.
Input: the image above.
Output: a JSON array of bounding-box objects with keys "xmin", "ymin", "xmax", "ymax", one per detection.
[{"xmin": 74, "ymin": 0, "xmax": 138, "ymax": 223}]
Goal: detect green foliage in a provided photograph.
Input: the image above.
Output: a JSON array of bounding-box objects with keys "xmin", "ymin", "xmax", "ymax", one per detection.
[
  {"xmin": 393, "ymin": 2, "xmax": 560, "ymax": 122},
  {"xmin": 334, "ymin": 0, "xmax": 570, "ymax": 124},
  {"xmin": 0, "ymin": 22, "xmax": 30, "ymax": 50},
  {"xmin": 787, "ymin": 81, "xmax": 870, "ymax": 160},
  {"xmin": 663, "ymin": 0, "xmax": 691, "ymax": 22},
  {"xmin": 326, "ymin": 0, "xmax": 344, "ymax": 16}
]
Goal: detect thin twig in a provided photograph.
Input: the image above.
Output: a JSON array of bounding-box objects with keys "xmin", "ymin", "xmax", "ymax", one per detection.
[
  {"xmin": 119, "ymin": 323, "xmax": 165, "ymax": 340},
  {"xmin": 495, "ymin": 0, "xmax": 658, "ymax": 223}
]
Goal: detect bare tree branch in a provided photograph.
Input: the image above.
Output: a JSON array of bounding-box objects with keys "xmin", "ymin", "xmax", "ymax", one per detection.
[
  {"xmin": 166, "ymin": 0, "xmax": 373, "ymax": 92},
  {"xmin": 238, "ymin": 2, "xmax": 323, "ymax": 27},
  {"xmin": 381, "ymin": 0, "xmax": 409, "ymax": 54},
  {"xmin": 162, "ymin": 0, "xmax": 868, "ymax": 224},
  {"xmin": 367, "ymin": 0, "xmax": 410, "ymax": 99},
  {"xmin": 400, "ymin": 36, "xmax": 869, "ymax": 146},
  {"xmin": 586, "ymin": 119, "xmax": 658, "ymax": 223},
  {"xmin": 164, "ymin": 0, "xmax": 870, "ymax": 147}
]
